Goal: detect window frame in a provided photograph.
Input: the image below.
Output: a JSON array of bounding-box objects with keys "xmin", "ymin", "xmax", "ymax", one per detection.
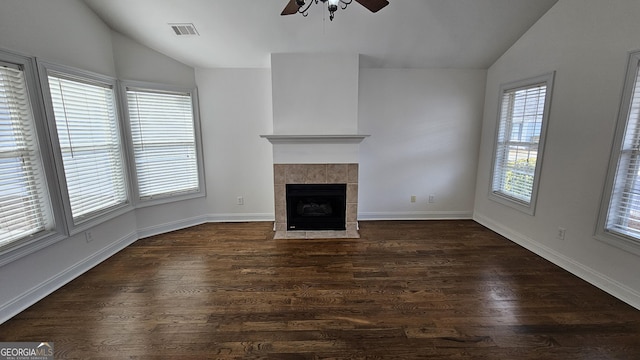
[
  {"xmin": 119, "ymin": 80, "xmax": 205, "ymax": 207},
  {"xmin": 488, "ymin": 72, "xmax": 555, "ymax": 215},
  {"xmin": 596, "ymin": 50, "xmax": 640, "ymax": 256},
  {"xmin": 0, "ymin": 50, "xmax": 65, "ymax": 263},
  {"xmin": 37, "ymin": 60, "xmax": 132, "ymax": 235}
]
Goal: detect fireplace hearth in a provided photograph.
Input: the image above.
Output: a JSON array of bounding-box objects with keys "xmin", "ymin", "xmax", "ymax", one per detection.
[{"xmin": 286, "ymin": 184, "xmax": 346, "ymax": 231}]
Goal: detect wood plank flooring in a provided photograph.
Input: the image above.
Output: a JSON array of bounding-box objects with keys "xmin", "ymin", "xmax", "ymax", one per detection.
[{"xmin": 1, "ymin": 220, "xmax": 640, "ymax": 359}]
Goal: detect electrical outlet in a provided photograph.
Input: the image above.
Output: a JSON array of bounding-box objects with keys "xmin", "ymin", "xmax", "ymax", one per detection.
[
  {"xmin": 237, "ymin": 196, "xmax": 244, "ymax": 205},
  {"xmin": 428, "ymin": 194, "xmax": 435, "ymax": 203},
  {"xmin": 410, "ymin": 195, "xmax": 416, "ymax": 203},
  {"xmin": 85, "ymin": 231, "xmax": 94, "ymax": 243},
  {"xmin": 557, "ymin": 227, "xmax": 566, "ymax": 240}
]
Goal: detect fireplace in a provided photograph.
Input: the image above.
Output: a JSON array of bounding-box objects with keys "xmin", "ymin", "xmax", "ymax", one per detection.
[
  {"xmin": 286, "ymin": 184, "xmax": 346, "ymax": 230},
  {"xmin": 271, "ymin": 163, "xmax": 359, "ymax": 239}
]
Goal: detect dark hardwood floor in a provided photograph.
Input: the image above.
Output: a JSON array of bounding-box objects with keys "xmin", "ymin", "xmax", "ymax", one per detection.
[{"xmin": 1, "ymin": 220, "xmax": 639, "ymax": 359}]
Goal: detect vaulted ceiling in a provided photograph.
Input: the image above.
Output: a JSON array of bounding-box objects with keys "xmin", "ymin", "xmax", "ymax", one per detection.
[{"xmin": 82, "ymin": 0, "xmax": 558, "ymax": 69}]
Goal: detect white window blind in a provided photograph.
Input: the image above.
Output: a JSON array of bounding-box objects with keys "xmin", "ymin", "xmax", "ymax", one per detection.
[
  {"xmin": 605, "ymin": 59, "xmax": 640, "ymax": 240},
  {"xmin": 0, "ymin": 63, "xmax": 52, "ymax": 247},
  {"xmin": 47, "ymin": 73, "xmax": 127, "ymax": 223},
  {"xmin": 126, "ymin": 87, "xmax": 199, "ymax": 199},
  {"xmin": 492, "ymin": 82, "xmax": 548, "ymax": 205}
]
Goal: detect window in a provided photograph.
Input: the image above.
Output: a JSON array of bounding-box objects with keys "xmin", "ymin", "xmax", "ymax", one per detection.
[
  {"xmin": 0, "ymin": 52, "xmax": 62, "ymax": 254},
  {"xmin": 489, "ymin": 72, "xmax": 554, "ymax": 214},
  {"xmin": 597, "ymin": 51, "xmax": 640, "ymax": 254},
  {"xmin": 0, "ymin": 60, "xmax": 52, "ymax": 248},
  {"xmin": 39, "ymin": 63, "xmax": 129, "ymax": 231},
  {"xmin": 122, "ymin": 82, "xmax": 204, "ymax": 204}
]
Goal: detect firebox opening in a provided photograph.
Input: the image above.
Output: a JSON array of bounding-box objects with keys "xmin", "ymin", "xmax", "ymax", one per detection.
[{"xmin": 286, "ymin": 184, "xmax": 346, "ymax": 231}]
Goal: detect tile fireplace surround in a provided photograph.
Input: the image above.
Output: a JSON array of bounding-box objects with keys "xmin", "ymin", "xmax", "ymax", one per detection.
[{"xmin": 273, "ymin": 163, "xmax": 359, "ymax": 239}]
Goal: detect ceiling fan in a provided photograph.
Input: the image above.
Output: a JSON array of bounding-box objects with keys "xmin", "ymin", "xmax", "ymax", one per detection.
[{"xmin": 281, "ymin": 0, "xmax": 389, "ymax": 21}]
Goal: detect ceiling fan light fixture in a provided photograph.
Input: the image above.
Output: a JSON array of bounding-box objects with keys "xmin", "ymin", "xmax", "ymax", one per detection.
[
  {"xmin": 328, "ymin": 0, "xmax": 341, "ymax": 19},
  {"xmin": 283, "ymin": 0, "xmax": 373, "ymax": 21},
  {"xmin": 327, "ymin": 0, "xmax": 339, "ymax": 20},
  {"xmin": 281, "ymin": 0, "xmax": 388, "ymax": 21}
]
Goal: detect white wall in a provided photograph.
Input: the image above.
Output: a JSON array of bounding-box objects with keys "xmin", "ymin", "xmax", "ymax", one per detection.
[
  {"xmin": 358, "ymin": 69, "xmax": 486, "ymax": 219},
  {"xmin": 0, "ymin": 0, "xmax": 116, "ymax": 76},
  {"xmin": 111, "ymin": 31, "xmax": 196, "ymax": 87},
  {"xmin": 186, "ymin": 66, "xmax": 487, "ymax": 223},
  {"xmin": 474, "ymin": 0, "xmax": 640, "ymax": 308},
  {"xmin": 269, "ymin": 53, "xmax": 363, "ymax": 164},
  {"xmin": 271, "ymin": 53, "xmax": 359, "ymax": 135},
  {"xmin": 195, "ymin": 68, "xmax": 275, "ymax": 221},
  {"xmin": 208, "ymin": 66, "xmax": 487, "ymax": 221}
]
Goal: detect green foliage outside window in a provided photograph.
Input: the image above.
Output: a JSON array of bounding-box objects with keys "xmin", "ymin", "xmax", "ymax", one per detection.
[{"xmin": 503, "ymin": 158, "xmax": 536, "ymax": 198}]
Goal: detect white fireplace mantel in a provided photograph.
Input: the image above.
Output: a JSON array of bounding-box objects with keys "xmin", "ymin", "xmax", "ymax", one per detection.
[{"xmin": 260, "ymin": 134, "xmax": 369, "ymax": 145}]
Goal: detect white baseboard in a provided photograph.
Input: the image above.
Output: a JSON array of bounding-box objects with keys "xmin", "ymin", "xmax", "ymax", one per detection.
[
  {"xmin": 136, "ymin": 215, "xmax": 210, "ymax": 239},
  {"xmin": 0, "ymin": 231, "xmax": 138, "ymax": 324},
  {"xmin": 358, "ymin": 211, "xmax": 473, "ymax": 221},
  {"xmin": 474, "ymin": 213, "xmax": 640, "ymax": 310},
  {"xmin": 206, "ymin": 213, "xmax": 274, "ymax": 223},
  {"xmin": 136, "ymin": 213, "xmax": 274, "ymax": 239}
]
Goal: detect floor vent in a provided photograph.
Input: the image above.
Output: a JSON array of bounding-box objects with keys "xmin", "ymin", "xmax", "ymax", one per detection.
[{"xmin": 169, "ymin": 23, "xmax": 199, "ymax": 36}]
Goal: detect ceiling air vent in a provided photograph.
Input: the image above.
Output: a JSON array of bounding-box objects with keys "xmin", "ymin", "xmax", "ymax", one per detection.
[{"xmin": 169, "ymin": 23, "xmax": 199, "ymax": 36}]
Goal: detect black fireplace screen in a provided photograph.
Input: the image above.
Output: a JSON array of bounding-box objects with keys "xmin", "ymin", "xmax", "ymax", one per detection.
[{"xmin": 286, "ymin": 184, "xmax": 346, "ymax": 231}]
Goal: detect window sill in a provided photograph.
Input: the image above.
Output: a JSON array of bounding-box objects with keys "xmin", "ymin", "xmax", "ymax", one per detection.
[
  {"xmin": 488, "ymin": 191, "xmax": 535, "ymax": 215},
  {"xmin": 595, "ymin": 231, "xmax": 640, "ymax": 257},
  {"xmin": 0, "ymin": 231, "xmax": 67, "ymax": 267},
  {"xmin": 134, "ymin": 190, "xmax": 206, "ymax": 209}
]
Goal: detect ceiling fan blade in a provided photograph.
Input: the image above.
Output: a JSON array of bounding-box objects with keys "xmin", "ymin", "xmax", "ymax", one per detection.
[
  {"xmin": 281, "ymin": 0, "xmax": 299, "ymax": 15},
  {"xmin": 355, "ymin": 0, "xmax": 389, "ymax": 13}
]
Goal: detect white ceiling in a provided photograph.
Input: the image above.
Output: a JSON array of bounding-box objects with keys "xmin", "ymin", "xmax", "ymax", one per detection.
[{"xmin": 82, "ymin": 0, "xmax": 558, "ymax": 69}]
